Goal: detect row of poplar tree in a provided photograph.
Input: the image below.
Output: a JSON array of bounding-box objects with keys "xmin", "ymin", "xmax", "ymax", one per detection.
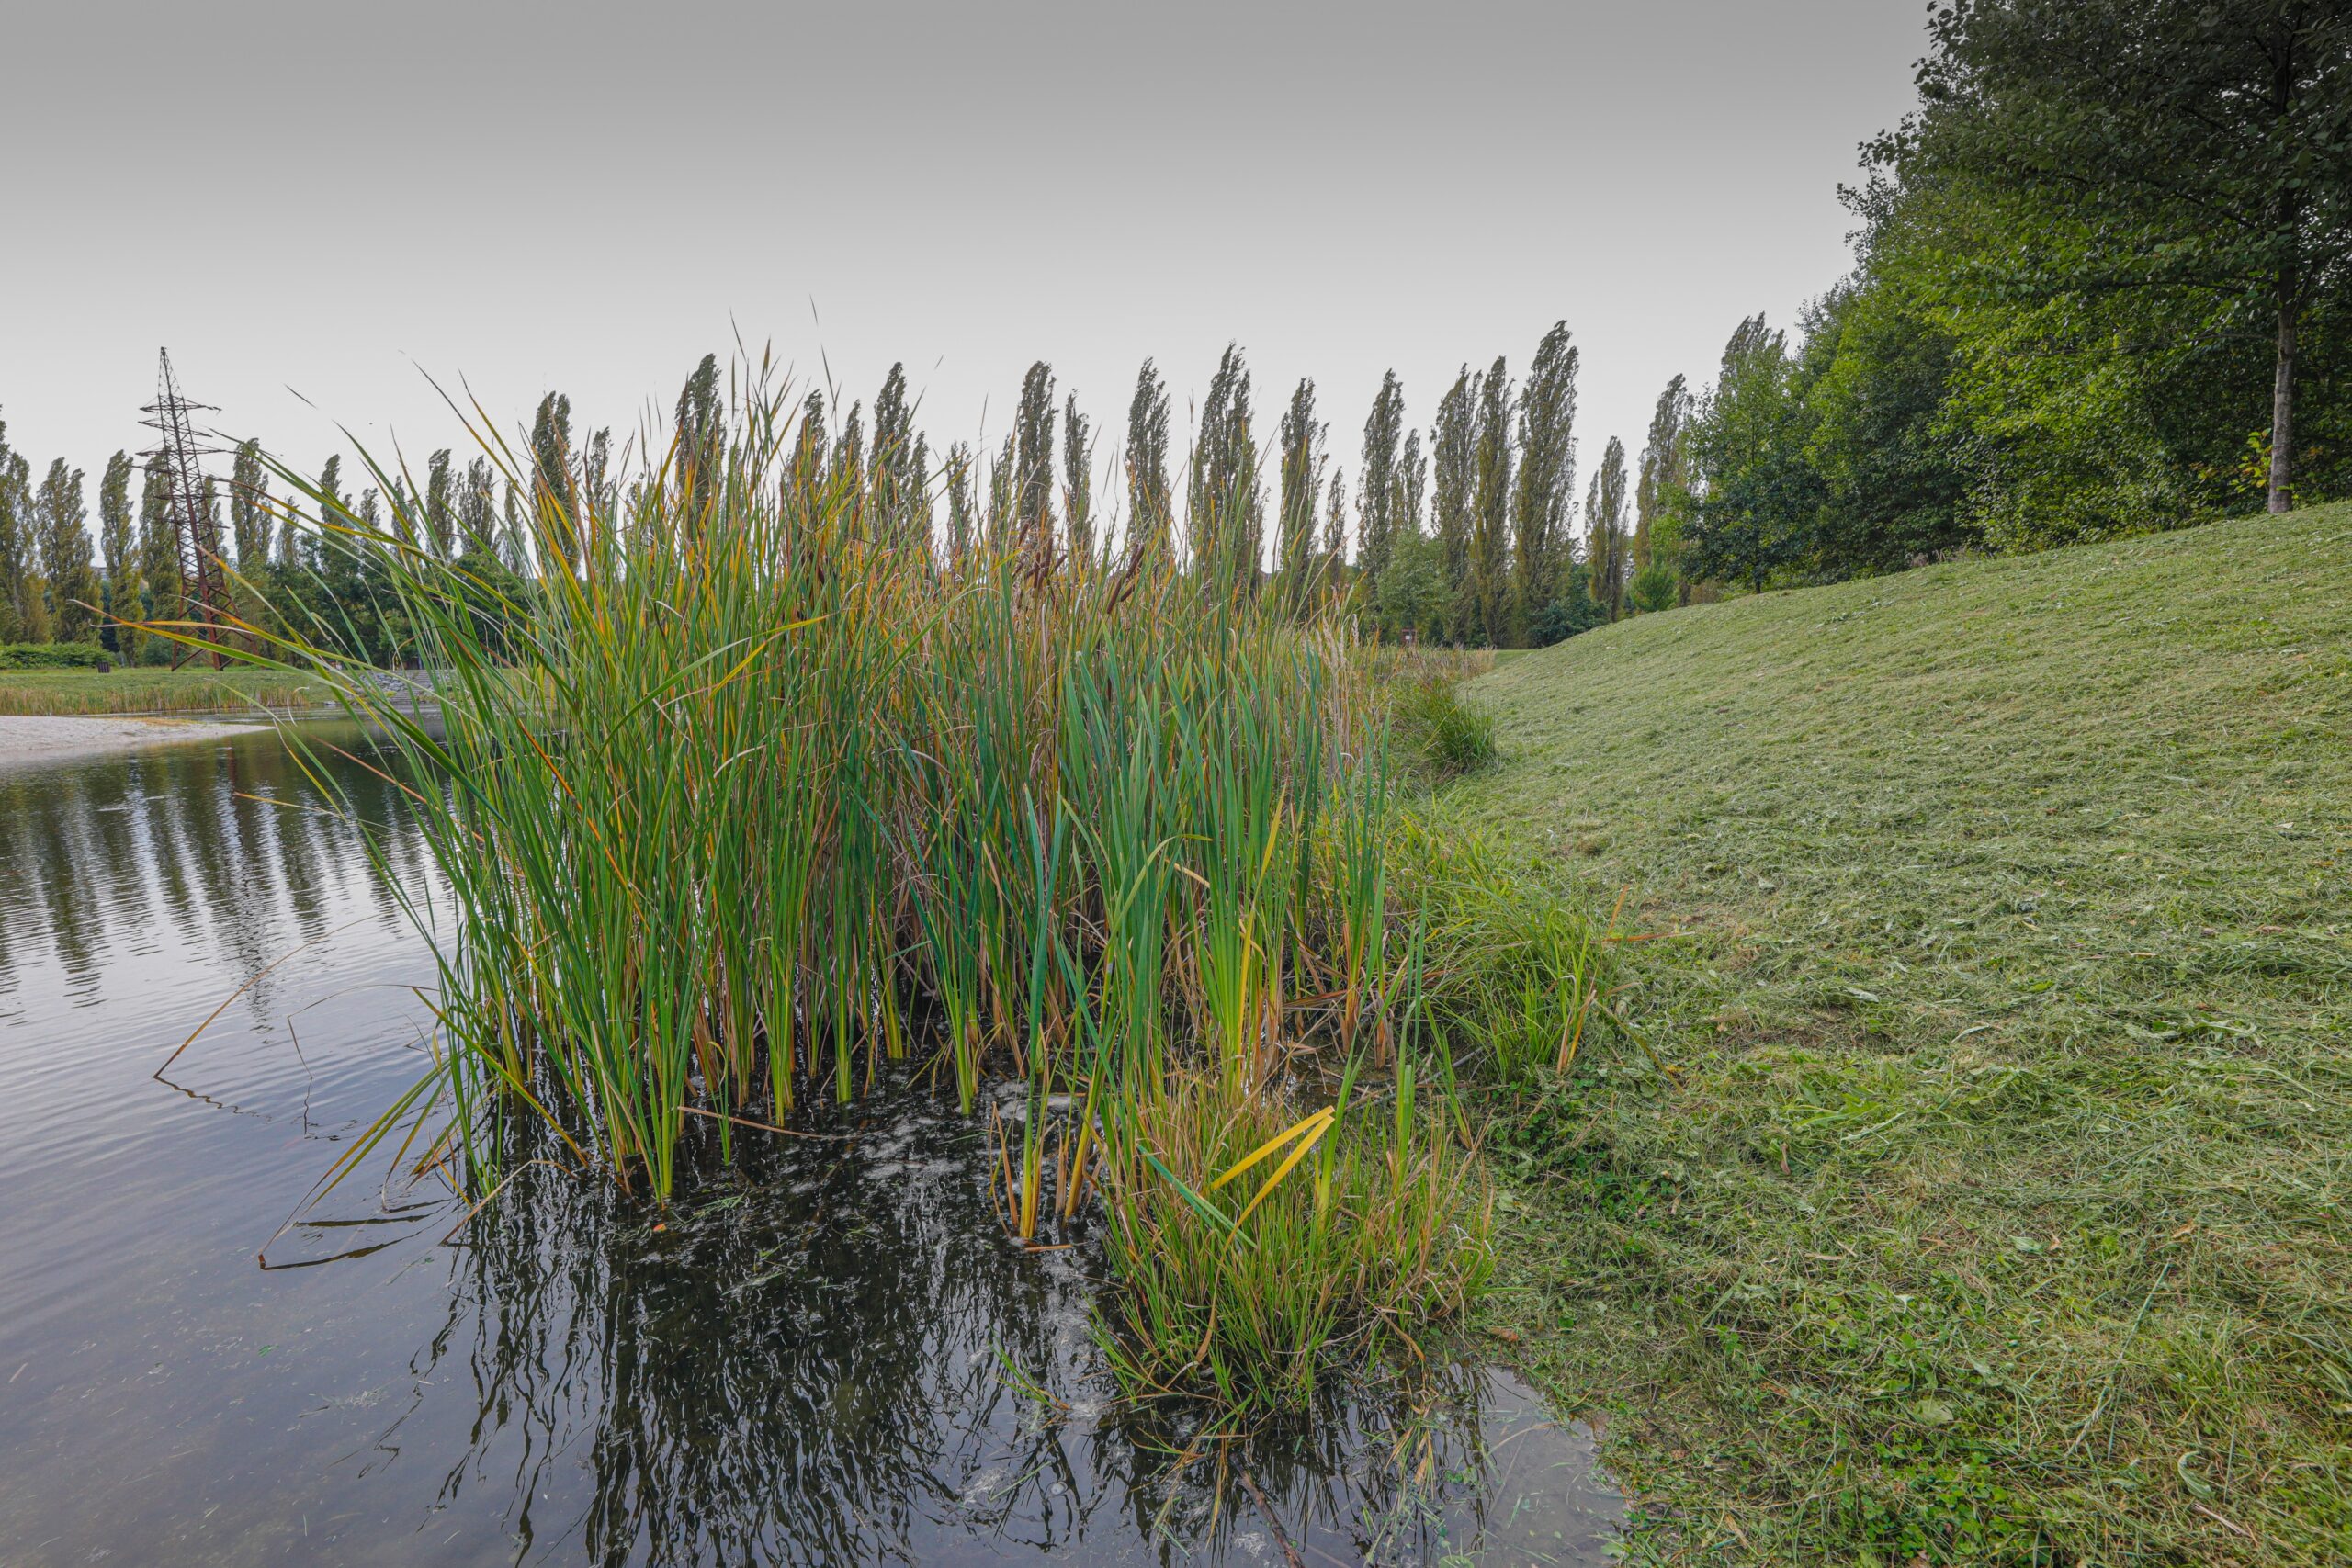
[
  {"xmin": 510, "ymin": 333, "xmax": 1686, "ymax": 652},
  {"xmin": 0, "ymin": 406, "xmax": 605, "ymax": 664},
  {"xmin": 814, "ymin": 325, "xmax": 1693, "ymax": 648},
  {"xmin": 0, "ymin": 321, "xmax": 1699, "ymax": 661}
]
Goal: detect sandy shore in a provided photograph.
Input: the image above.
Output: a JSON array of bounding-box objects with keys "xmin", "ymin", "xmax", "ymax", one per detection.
[{"xmin": 0, "ymin": 714, "xmax": 267, "ymax": 771}]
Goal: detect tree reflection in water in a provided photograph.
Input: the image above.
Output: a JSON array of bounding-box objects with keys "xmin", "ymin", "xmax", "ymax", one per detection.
[{"xmin": 398, "ymin": 1080, "xmax": 1617, "ymax": 1565}]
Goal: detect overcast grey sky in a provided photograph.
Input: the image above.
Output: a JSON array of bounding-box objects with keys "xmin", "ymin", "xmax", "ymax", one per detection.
[{"xmin": 3, "ymin": 0, "xmax": 1926, "ymax": 534}]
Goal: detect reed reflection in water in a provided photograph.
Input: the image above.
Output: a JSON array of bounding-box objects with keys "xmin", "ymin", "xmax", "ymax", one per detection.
[{"xmin": 0, "ymin": 724, "xmax": 1619, "ymax": 1566}]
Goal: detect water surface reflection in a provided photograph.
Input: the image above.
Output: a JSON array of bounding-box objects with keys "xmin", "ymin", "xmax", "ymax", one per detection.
[{"xmin": 0, "ymin": 725, "xmax": 1620, "ymax": 1565}]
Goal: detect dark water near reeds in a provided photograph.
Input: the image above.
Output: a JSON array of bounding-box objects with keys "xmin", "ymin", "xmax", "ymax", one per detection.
[{"xmin": 0, "ymin": 723, "xmax": 1622, "ymax": 1566}]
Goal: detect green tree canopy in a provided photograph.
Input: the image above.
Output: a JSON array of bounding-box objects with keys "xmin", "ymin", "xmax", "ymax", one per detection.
[{"xmin": 1891, "ymin": 0, "xmax": 2352, "ymax": 513}]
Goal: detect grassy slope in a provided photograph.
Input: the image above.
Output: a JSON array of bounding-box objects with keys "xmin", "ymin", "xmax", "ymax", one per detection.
[
  {"xmin": 1452, "ymin": 507, "xmax": 2351, "ymax": 1566},
  {"xmin": 0, "ymin": 667, "xmax": 326, "ymax": 716}
]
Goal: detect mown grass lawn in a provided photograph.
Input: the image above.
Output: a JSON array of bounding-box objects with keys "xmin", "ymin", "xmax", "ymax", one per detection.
[
  {"xmin": 1450, "ymin": 505, "xmax": 2351, "ymax": 1565},
  {"xmin": 0, "ymin": 666, "xmax": 328, "ymax": 716}
]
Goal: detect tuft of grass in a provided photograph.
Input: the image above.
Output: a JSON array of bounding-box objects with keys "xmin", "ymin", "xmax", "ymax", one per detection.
[
  {"xmin": 1390, "ymin": 672, "xmax": 1498, "ymax": 783},
  {"xmin": 1097, "ymin": 1062, "xmax": 1492, "ymax": 1415},
  {"xmin": 1455, "ymin": 506, "xmax": 2352, "ymax": 1565}
]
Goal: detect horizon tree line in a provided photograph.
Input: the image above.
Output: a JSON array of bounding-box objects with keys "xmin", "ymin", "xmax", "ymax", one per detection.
[{"xmin": 0, "ymin": 326, "xmax": 1696, "ymax": 663}]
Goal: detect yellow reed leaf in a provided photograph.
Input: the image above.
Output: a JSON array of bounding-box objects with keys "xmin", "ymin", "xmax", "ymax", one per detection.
[
  {"xmin": 1209, "ymin": 1104, "xmax": 1335, "ymax": 1192},
  {"xmin": 1229, "ymin": 1113, "xmax": 1336, "ymax": 1233}
]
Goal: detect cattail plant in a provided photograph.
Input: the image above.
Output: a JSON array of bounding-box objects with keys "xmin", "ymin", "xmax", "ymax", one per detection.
[{"xmin": 177, "ymin": 356, "xmax": 1609, "ymax": 1412}]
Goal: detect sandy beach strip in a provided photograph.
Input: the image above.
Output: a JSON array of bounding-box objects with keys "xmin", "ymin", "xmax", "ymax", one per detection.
[{"xmin": 0, "ymin": 714, "xmax": 268, "ymax": 771}]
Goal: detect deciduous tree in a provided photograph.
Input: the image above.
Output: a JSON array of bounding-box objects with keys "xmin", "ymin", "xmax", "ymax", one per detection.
[
  {"xmin": 424, "ymin": 449, "xmax": 456, "ymax": 559},
  {"xmin": 1275, "ymin": 378, "xmax": 1325, "ymax": 609},
  {"xmin": 1682, "ymin": 315, "xmax": 1824, "ymax": 588},
  {"xmin": 1356, "ymin": 370, "xmax": 1405, "ymax": 604},
  {"xmin": 1188, "ymin": 344, "xmax": 1261, "ymax": 592},
  {"xmin": 1013, "ymin": 361, "xmax": 1056, "ymax": 552},
  {"xmin": 675, "ymin": 353, "xmax": 723, "ymax": 519},
  {"xmin": 230, "ymin": 439, "xmax": 271, "ymax": 568},
  {"xmin": 1430, "ymin": 369, "xmax": 1476, "ymax": 640},
  {"xmin": 1586, "ymin": 436, "xmax": 1631, "ymax": 620},
  {"xmin": 98, "ymin": 451, "xmax": 135, "ymax": 650},
  {"xmin": 0, "ymin": 421, "xmax": 28, "ymax": 642},
  {"xmin": 138, "ymin": 455, "xmax": 179, "ymax": 638},
  {"xmin": 1125, "ymin": 358, "xmax": 1172, "ymax": 558},
  {"xmin": 36, "ymin": 459, "xmax": 98, "ymax": 641},
  {"xmin": 870, "ymin": 364, "xmax": 927, "ymax": 549},
  {"xmin": 1634, "ymin": 374, "xmax": 1690, "ymax": 576},
  {"xmin": 1059, "ymin": 394, "xmax": 1094, "ymax": 562},
  {"xmin": 1512, "ymin": 324, "xmax": 1577, "ymax": 640},
  {"xmin": 1894, "ymin": 0, "xmax": 2352, "ymax": 513},
  {"xmin": 458, "ymin": 457, "xmax": 499, "ymax": 560},
  {"xmin": 1467, "ymin": 359, "xmax": 1512, "ymax": 645},
  {"xmin": 944, "ymin": 440, "xmax": 978, "ymax": 566}
]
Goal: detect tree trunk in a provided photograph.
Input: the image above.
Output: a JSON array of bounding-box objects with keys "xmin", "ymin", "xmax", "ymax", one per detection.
[{"xmin": 2269, "ymin": 283, "xmax": 2298, "ymax": 515}]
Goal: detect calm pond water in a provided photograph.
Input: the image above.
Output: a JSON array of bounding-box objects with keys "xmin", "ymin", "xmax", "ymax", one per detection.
[{"xmin": 0, "ymin": 722, "xmax": 1622, "ymax": 1566}]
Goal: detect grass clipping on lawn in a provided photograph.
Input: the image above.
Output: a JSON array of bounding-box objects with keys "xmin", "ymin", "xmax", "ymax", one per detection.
[{"xmin": 1454, "ymin": 504, "xmax": 2352, "ymax": 1565}]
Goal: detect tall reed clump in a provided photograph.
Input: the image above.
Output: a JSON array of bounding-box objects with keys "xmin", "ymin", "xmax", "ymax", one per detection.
[{"xmin": 203, "ymin": 361, "xmax": 1595, "ymax": 1410}]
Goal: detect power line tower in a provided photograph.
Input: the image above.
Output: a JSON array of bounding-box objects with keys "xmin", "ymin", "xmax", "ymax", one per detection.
[{"xmin": 141, "ymin": 349, "xmax": 231, "ymax": 670}]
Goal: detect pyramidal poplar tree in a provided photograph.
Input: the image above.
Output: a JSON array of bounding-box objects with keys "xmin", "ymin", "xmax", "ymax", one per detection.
[
  {"xmin": 1634, "ymin": 373, "xmax": 1692, "ymax": 573},
  {"xmin": 1125, "ymin": 358, "xmax": 1172, "ymax": 558},
  {"xmin": 1355, "ymin": 370, "xmax": 1405, "ymax": 606},
  {"xmin": 35, "ymin": 460, "xmax": 97, "ymax": 641},
  {"xmin": 1188, "ymin": 344, "xmax": 1261, "ymax": 593},
  {"xmin": 0, "ymin": 419, "xmax": 28, "ymax": 643},
  {"xmin": 787, "ymin": 392, "xmax": 828, "ymax": 506},
  {"xmin": 1013, "ymin": 361, "xmax": 1056, "ymax": 554},
  {"xmin": 230, "ymin": 439, "xmax": 271, "ymax": 569},
  {"xmin": 1467, "ymin": 358, "xmax": 1513, "ymax": 646},
  {"xmin": 674, "ymin": 354, "xmax": 723, "ymax": 524},
  {"xmin": 1587, "ymin": 435, "xmax": 1631, "ymax": 621},
  {"xmin": 987, "ymin": 433, "xmax": 1017, "ymax": 548},
  {"xmin": 458, "ymin": 457, "xmax": 498, "ymax": 561},
  {"xmin": 424, "ymin": 450, "xmax": 456, "ymax": 560},
  {"xmin": 1321, "ymin": 469, "xmax": 1347, "ymax": 605},
  {"xmin": 581, "ymin": 428, "xmax": 616, "ymax": 525},
  {"xmin": 137, "ymin": 453, "xmax": 179, "ymax": 637},
  {"xmin": 1511, "ymin": 323, "xmax": 1578, "ymax": 641},
  {"xmin": 831, "ymin": 400, "xmax": 865, "ymax": 514},
  {"xmin": 1275, "ymin": 378, "xmax": 1325, "ymax": 611},
  {"xmin": 98, "ymin": 451, "xmax": 135, "ymax": 650},
  {"xmin": 1060, "ymin": 392, "xmax": 1093, "ymax": 562},
  {"xmin": 944, "ymin": 440, "xmax": 978, "ymax": 566},
  {"xmin": 870, "ymin": 363, "xmax": 927, "ymax": 550},
  {"xmin": 1430, "ymin": 367, "xmax": 1476, "ymax": 642}
]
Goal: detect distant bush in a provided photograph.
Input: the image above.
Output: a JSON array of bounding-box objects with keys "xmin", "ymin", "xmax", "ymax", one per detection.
[
  {"xmin": 0, "ymin": 641, "xmax": 111, "ymax": 671},
  {"xmin": 1392, "ymin": 675, "xmax": 1497, "ymax": 781},
  {"xmin": 1628, "ymin": 560, "xmax": 1678, "ymax": 615},
  {"xmin": 1529, "ymin": 584, "xmax": 1607, "ymax": 648}
]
